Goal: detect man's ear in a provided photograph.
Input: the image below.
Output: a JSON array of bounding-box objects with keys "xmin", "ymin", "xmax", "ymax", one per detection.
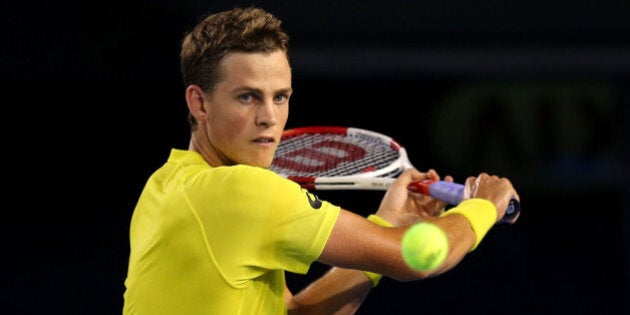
[{"xmin": 185, "ymin": 85, "xmax": 208, "ymax": 122}]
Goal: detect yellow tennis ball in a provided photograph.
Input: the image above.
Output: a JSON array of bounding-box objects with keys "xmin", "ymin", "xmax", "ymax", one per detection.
[{"xmin": 401, "ymin": 222, "xmax": 449, "ymax": 272}]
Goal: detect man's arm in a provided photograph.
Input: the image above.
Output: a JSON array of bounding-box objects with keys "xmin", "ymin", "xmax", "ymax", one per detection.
[{"xmin": 286, "ymin": 266, "xmax": 373, "ymax": 315}]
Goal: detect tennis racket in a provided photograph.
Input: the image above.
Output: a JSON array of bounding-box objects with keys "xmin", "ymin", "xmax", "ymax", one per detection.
[{"xmin": 270, "ymin": 126, "xmax": 519, "ymax": 221}]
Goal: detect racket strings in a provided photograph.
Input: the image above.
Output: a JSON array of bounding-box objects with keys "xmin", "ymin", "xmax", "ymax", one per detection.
[{"xmin": 271, "ymin": 133, "xmax": 400, "ymax": 177}]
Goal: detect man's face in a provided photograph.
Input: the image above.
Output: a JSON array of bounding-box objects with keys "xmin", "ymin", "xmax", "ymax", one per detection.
[{"xmin": 201, "ymin": 50, "xmax": 292, "ymax": 168}]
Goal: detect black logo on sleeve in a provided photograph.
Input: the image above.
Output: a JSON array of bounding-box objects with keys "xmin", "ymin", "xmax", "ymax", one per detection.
[{"xmin": 305, "ymin": 191, "xmax": 323, "ymax": 209}]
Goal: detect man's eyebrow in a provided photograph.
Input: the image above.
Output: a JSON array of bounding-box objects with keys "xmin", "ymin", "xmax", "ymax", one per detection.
[
  {"xmin": 232, "ymin": 86, "xmax": 262, "ymax": 94},
  {"xmin": 277, "ymin": 87, "xmax": 293, "ymax": 94},
  {"xmin": 233, "ymin": 86, "xmax": 292, "ymax": 95}
]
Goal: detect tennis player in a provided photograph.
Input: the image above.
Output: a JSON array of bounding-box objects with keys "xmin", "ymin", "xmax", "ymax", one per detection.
[{"xmin": 122, "ymin": 6, "xmax": 520, "ymax": 314}]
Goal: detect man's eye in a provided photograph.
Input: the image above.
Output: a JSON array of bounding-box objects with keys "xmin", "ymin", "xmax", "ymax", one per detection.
[
  {"xmin": 274, "ymin": 95, "xmax": 287, "ymax": 103},
  {"xmin": 239, "ymin": 94, "xmax": 252, "ymax": 102}
]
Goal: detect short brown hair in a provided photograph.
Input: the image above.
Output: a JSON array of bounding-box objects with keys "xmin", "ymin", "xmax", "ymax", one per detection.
[{"xmin": 180, "ymin": 6, "xmax": 290, "ymax": 92}]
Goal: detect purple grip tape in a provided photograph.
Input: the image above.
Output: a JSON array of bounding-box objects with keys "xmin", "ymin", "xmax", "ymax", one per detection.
[{"xmin": 428, "ymin": 181, "xmax": 465, "ymax": 205}]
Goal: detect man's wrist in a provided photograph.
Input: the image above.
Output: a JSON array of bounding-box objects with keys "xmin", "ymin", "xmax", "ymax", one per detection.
[
  {"xmin": 367, "ymin": 214, "xmax": 393, "ymax": 227},
  {"xmin": 440, "ymin": 199, "xmax": 496, "ymax": 251},
  {"xmin": 362, "ymin": 214, "xmax": 393, "ymax": 287}
]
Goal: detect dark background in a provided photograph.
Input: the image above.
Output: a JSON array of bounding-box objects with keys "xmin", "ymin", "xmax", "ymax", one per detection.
[{"xmin": 3, "ymin": 1, "xmax": 629, "ymax": 314}]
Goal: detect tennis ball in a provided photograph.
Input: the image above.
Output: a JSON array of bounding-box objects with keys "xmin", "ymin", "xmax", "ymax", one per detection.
[{"xmin": 401, "ymin": 222, "xmax": 449, "ymax": 272}]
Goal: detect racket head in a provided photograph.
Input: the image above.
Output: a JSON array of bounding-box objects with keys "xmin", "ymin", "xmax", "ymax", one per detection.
[{"xmin": 270, "ymin": 126, "xmax": 413, "ymax": 189}]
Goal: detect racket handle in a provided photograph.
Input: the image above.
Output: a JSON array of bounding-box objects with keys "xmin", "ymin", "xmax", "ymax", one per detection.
[{"xmin": 408, "ymin": 180, "xmax": 520, "ymax": 222}]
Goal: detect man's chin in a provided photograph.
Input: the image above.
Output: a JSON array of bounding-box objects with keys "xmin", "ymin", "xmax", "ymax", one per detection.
[{"xmin": 245, "ymin": 158, "xmax": 273, "ymax": 169}]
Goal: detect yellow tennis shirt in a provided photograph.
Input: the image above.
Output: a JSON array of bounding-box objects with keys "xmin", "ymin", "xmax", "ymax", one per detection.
[{"xmin": 123, "ymin": 149, "xmax": 341, "ymax": 315}]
